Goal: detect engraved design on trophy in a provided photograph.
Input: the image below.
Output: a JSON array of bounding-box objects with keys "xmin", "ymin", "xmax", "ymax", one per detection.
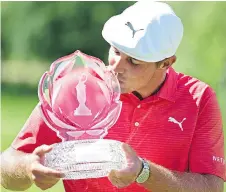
[{"xmin": 74, "ymin": 73, "xmax": 92, "ymax": 116}]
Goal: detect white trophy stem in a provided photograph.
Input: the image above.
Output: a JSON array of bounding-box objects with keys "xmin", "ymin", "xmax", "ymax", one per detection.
[{"xmin": 74, "ymin": 73, "xmax": 92, "ymax": 116}]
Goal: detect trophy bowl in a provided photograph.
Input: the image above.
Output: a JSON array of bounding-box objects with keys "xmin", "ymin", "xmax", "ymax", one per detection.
[{"xmin": 43, "ymin": 139, "xmax": 127, "ymax": 180}]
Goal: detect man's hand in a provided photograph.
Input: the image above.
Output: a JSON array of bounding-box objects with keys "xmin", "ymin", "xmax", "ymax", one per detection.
[
  {"xmin": 108, "ymin": 143, "xmax": 142, "ymax": 188},
  {"xmin": 28, "ymin": 145, "xmax": 65, "ymax": 190}
]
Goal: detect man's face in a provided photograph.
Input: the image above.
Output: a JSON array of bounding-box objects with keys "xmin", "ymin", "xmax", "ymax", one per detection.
[{"xmin": 108, "ymin": 46, "xmax": 164, "ymax": 95}]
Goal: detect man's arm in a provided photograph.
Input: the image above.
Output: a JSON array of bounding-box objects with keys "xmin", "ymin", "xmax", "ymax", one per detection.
[
  {"xmin": 1, "ymin": 145, "xmax": 64, "ymax": 191},
  {"xmin": 1, "ymin": 104, "xmax": 65, "ymax": 191},
  {"xmin": 1, "ymin": 147, "xmax": 34, "ymax": 191},
  {"xmin": 108, "ymin": 144, "xmax": 224, "ymax": 192},
  {"xmin": 140, "ymin": 161, "xmax": 224, "ymax": 192}
]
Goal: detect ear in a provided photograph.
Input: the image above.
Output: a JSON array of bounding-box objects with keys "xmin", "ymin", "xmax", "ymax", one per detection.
[{"xmin": 159, "ymin": 55, "xmax": 177, "ymax": 70}]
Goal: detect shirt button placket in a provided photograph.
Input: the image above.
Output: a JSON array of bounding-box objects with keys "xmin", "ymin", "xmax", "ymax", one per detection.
[
  {"xmin": 134, "ymin": 122, "xmax": 140, "ymax": 127},
  {"xmin": 134, "ymin": 104, "xmax": 141, "ymax": 127}
]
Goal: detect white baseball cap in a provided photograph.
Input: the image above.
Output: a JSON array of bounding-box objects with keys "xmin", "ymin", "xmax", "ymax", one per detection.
[{"xmin": 102, "ymin": 1, "xmax": 183, "ymax": 62}]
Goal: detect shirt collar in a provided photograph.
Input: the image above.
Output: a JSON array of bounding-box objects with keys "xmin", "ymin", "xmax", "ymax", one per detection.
[
  {"xmin": 157, "ymin": 67, "xmax": 178, "ymax": 102},
  {"xmin": 120, "ymin": 67, "xmax": 178, "ymax": 103}
]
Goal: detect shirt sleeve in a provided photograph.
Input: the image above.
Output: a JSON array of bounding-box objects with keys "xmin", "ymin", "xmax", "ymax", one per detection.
[
  {"xmin": 11, "ymin": 103, "xmax": 62, "ymax": 153},
  {"xmin": 189, "ymin": 91, "xmax": 225, "ymax": 181}
]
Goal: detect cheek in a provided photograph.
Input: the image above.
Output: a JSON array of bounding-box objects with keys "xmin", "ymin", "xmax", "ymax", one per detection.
[
  {"xmin": 130, "ymin": 67, "xmax": 155, "ymax": 82},
  {"xmin": 129, "ymin": 67, "xmax": 149, "ymax": 78},
  {"xmin": 108, "ymin": 55, "xmax": 116, "ymax": 66}
]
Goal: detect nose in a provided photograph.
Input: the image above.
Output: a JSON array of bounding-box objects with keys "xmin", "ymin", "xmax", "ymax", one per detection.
[{"xmin": 109, "ymin": 56, "xmax": 125, "ymax": 74}]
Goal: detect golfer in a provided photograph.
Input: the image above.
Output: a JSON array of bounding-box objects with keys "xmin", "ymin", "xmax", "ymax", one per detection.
[{"xmin": 1, "ymin": 2, "xmax": 225, "ymax": 192}]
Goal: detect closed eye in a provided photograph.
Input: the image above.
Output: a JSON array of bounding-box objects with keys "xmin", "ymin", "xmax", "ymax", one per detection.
[
  {"xmin": 128, "ymin": 58, "xmax": 141, "ymax": 66},
  {"xmin": 110, "ymin": 47, "xmax": 120, "ymax": 55}
]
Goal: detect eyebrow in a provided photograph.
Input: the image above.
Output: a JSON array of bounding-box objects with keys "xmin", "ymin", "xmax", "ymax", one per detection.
[
  {"xmin": 131, "ymin": 58, "xmax": 139, "ymax": 61},
  {"xmin": 130, "ymin": 57, "xmax": 144, "ymax": 64},
  {"xmin": 112, "ymin": 47, "xmax": 143, "ymax": 64}
]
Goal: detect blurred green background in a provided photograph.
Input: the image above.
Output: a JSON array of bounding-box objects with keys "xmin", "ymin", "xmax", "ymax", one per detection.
[{"xmin": 1, "ymin": 1, "xmax": 225, "ymax": 192}]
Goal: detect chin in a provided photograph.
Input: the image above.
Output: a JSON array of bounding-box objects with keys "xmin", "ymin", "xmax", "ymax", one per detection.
[
  {"xmin": 119, "ymin": 87, "xmax": 130, "ymax": 94},
  {"xmin": 120, "ymin": 89, "xmax": 126, "ymax": 94},
  {"xmin": 119, "ymin": 83, "xmax": 132, "ymax": 94}
]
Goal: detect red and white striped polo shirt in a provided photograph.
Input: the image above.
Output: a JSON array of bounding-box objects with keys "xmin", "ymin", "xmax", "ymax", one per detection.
[{"xmin": 12, "ymin": 67, "xmax": 225, "ymax": 192}]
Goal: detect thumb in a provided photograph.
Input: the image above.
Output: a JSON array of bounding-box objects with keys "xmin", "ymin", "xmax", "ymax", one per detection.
[
  {"xmin": 122, "ymin": 143, "xmax": 136, "ymax": 159},
  {"xmin": 33, "ymin": 144, "xmax": 53, "ymax": 156}
]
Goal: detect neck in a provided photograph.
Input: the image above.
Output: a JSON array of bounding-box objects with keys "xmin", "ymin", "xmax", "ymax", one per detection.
[{"xmin": 135, "ymin": 73, "xmax": 167, "ymax": 99}]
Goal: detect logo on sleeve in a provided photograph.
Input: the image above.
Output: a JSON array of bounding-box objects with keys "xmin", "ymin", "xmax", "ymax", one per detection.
[{"xmin": 213, "ymin": 156, "xmax": 225, "ymax": 165}]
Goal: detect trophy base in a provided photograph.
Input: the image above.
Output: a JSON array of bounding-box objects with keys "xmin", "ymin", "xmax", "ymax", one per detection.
[
  {"xmin": 44, "ymin": 139, "xmax": 127, "ymax": 180},
  {"xmin": 64, "ymin": 170, "xmax": 109, "ymax": 180},
  {"xmin": 59, "ymin": 162, "xmax": 123, "ymax": 180}
]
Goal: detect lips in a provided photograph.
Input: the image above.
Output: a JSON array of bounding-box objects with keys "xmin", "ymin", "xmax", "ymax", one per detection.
[
  {"xmin": 117, "ymin": 75, "xmax": 126, "ymax": 83},
  {"xmin": 118, "ymin": 79, "xmax": 126, "ymax": 86}
]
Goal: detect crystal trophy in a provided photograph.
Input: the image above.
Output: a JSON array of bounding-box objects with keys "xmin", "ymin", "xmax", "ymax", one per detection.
[{"xmin": 38, "ymin": 51, "xmax": 126, "ymax": 179}]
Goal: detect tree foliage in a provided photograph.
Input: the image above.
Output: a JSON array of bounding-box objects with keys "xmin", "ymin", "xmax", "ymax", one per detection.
[
  {"xmin": 1, "ymin": 1, "xmax": 226, "ymax": 89},
  {"xmin": 1, "ymin": 1, "xmax": 133, "ymax": 62}
]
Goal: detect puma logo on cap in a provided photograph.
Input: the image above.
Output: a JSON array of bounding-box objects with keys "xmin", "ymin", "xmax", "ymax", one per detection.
[{"xmin": 125, "ymin": 22, "xmax": 144, "ymax": 38}]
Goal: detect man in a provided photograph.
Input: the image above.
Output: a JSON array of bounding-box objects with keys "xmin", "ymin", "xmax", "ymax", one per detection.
[{"xmin": 1, "ymin": 1, "xmax": 225, "ymax": 192}]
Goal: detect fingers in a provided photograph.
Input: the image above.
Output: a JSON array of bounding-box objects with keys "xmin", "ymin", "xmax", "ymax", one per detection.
[
  {"xmin": 108, "ymin": 170, "xmax": 131, "ymax": 188},
  {"xmin": 108, "ymin": 170, "xmax": 122, "ymax": 188},
  {"xmin": 31, "ymin": 162, "xmax": 65, "ymax": 179},
  {"xmin": 31, "ymin": 162, "xmax": 64, "ymax": 190},
  {"xmin": 32, "ymin": 174, "xmax": 60, "ymax": 184},
  {"xmin": 108, "ymin": 144, "xmax": 143, "ymax": 188},
  {"xmin": 32, "ymin": 144, "xmax": 65, "ymax": 179},
  {"xmin": 29, "ymin": 144, "xmax": 64, "ymax": 190},
  {"xmin": 33, "ymin": 145, "xmax": 53, "ymax": 156},
  {"xmin": 122, "ymin": 143, "xmax": 136, "ymax": 158},
  {"xmin": 121, "ymin": 143, "xmax": 142, "ymax": 173}
]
